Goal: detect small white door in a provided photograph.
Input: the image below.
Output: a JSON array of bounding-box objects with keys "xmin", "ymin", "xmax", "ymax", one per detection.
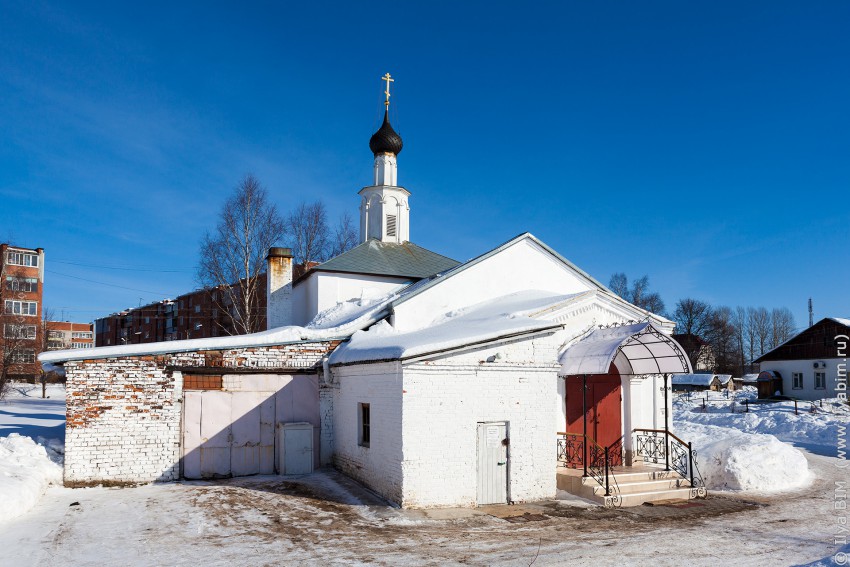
[
  {"xmin": 477, "ymin": 422, "xmax": 508, "ymax": 505},
  {"xmin": 278, "ymin": 423, "xmax": 313, "ymax": 475}
]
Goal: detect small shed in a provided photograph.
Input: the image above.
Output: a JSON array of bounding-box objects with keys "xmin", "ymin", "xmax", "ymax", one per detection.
[
  {"xmin": 756, "ymin": 370, "xmax": 783, "ymax": 399},
  {"xmin": 715, "ymin": 374, "xmax": 734, "ymax": 391},
  {"xmin": 671, "ymin": 373, "xmax": 722, "ymax": 392}
]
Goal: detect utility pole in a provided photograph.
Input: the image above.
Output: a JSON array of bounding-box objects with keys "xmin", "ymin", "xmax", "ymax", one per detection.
[{"xmin": 808, "ymin": 298, "xmax": 813, "ymax": 328}]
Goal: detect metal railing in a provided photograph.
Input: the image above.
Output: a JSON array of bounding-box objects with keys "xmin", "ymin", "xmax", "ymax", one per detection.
[
  {"xmin": 633, "ymin": 428, "xmax": 707, "ymax": 498},
  {"xmin": 557, "ymin": 432, "xmax": 622, "ymax": 498}
]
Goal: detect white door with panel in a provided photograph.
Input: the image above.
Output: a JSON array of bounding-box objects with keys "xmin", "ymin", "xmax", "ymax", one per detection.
[
  {"xmin": 183, "ymin": 391, "xmax": 275, "ymax": 479},
  {"xmin": 476, "ymin": 422, "xmax": 508, "ymax": 505}
]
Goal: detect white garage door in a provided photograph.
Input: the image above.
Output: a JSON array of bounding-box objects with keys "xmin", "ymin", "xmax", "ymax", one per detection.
[{"xmin": 183, "ymin": 391, "xmax": 275, "ymax": 479}]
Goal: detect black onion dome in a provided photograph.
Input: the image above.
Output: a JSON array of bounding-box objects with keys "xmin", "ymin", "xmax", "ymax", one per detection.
[{"xmin": 369, "ymin": 110, "xmax": 403, "ymax": 155}]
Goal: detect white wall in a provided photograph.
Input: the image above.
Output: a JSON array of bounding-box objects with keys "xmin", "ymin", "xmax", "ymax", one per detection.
[
  {"xmin": 391, "ymin": 238, "xmax": 597, "ymax": 332},
  {"xmin": 401, "ymin": 335, "xmax": 559, "ymax": 508},
  {"xmin": 761, "ymin": 359, "xmax": 846, "ymax": 401},
  {"xmin": 401, "ymin": 361, "xmax": 558, "ymax": 508},
  {"xmin": 332, "ymin": 361, "xmax": 405, "ymax": 504},
  {"xmin": 315, "ymin": 272, "xmax": 409, "ymax": 316}
]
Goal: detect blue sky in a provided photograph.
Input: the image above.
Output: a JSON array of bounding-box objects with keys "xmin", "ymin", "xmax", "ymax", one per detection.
[{"xmin": 1, "ymin": 1, "xmax": 847, "ymax": 327}]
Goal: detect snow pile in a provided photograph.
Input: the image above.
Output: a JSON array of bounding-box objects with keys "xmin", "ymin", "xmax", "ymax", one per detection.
[
  {"xmin": 674, "ymin": 391, "xmax": 849, "ymax": 456},
  {"xmin": 0, "ymin": 434, "xmax": 63, "ymax": 523},
  {"xmin": 674, "ymin": 421, "xmax": 810, "ymax": 492}
]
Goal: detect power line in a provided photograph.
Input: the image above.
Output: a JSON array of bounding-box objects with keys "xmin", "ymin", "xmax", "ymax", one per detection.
[
  {"xmin": 51, "ymin": 260, "xmax": 195, "ymax": 273},
  {"xmin": 45, "ymin": 269, "xmax": 175, "ymax": 297}
]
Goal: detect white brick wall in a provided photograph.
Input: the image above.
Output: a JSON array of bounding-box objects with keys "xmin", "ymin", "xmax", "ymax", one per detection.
[
  {"xmin": 64, "ymin": 342, "xmax": 337, "ymax": 486},
  {"xmin": 331, "ymin": 336, "xmax": 560, "ymax": 508},
  {"xmin": 401, "ymin": 365, "xmax": 558, "ymax": 507},
  {"xmin": 332, "ymin": 361, "xmax": 404, "ymax": 503}
]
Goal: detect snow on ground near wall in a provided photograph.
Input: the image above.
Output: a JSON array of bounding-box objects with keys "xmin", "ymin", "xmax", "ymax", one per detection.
[
  {"xmin": 0, "ymin": 434, "xmax": 63, "ymax": 523},
  {"xmin": 674, "ymin": 388, "xmax": 850, "ymax": 457},
  {"xmin": 0, "ymin": 383, "xmax": 66, "ymax": 523}
]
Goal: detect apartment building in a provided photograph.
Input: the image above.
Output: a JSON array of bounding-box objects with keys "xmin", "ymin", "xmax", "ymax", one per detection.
[
  {"xmin": 47, "ymin": 321, "xmax": 94, "ymax": 350},
  {"xmin": 95, "ymin": 274, "xmax": 269, "ymax": 346},
  {"xmin": 1, "ymin": 244, "xmax": 45, "ymax": 381}
]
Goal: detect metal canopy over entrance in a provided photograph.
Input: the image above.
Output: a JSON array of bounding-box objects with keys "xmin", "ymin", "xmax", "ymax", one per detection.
[{"xmin": 559, "ymin": 322, "xmax": 692, "ymax": 376}]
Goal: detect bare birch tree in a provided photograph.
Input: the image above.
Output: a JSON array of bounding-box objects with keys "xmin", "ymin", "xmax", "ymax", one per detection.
[
  {"xmin": 750, "ymin": 306, "xmax": 771, "ymax": 358},
  {"xmin": 330, "ymin": 212, "xmax": 358, "ymax": 258},
  {"xmin": 287, "ymin": 201, "xmax": 359, "ymax": 265},
  {"xmin": 770, "ymin": 307, "xmax": 796, "ymax": 350},
  {"xmin": 198, "ymin": 175, "xmax": 286, "ymax": 335},
  {"xmin": 287, "ymin": 201, "xmax": 329, "ymax": 265}
]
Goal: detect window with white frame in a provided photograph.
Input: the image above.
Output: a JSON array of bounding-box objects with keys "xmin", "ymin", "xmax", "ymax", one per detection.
[
  {"xmin": 358, "ymin": 403, "xmax": 370, "ymax": 447},
  {"xmin": 71, "ymin": 331, "xmax": 92, "ymax": 339},
  {"xmin": 4, "ymin": 324, "xmax": 36, "ymax": 339},
  {"xmin": 11, "ymin": 349, "xmax": 35, "ymax": 364},
  {"xmin": 5, "ymin": 277, "xmax": 38, "ymax": 292},
  {"xmin": 815, "ymin": 372, "xmax": 826, "ymax": 390},
  {"xmin": 6, "ymin": 250, "xmax": 38, "ymax": 267},
  {"xmin": 792, "ymin": 372, "xmax": 803, "ymax": 389},
  {"xmin": 4, "ymin": 300, "xmax": 37, "ymax": 316}
]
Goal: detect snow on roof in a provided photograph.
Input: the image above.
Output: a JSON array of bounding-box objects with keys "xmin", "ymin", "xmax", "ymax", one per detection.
[
  {"xmin": 329, "ymin": 290, "xmax": 570, "ymax": 365},
  {"xmin": 672, "ymin": 373, "xmax": 720, "ymax": 386},
  {"xmin": 741, "ymin": 373, "xmax": 760, "ymax": 382},
  {"xmin": 716, "ymin": 374, "xmax": 733, "ymax": 384},
  {"xmin": 831, "ymin": 317, "xmax": 850, "ymax": 327},
  {"xmin": 39, "ymin": 291, "xmax": 401, "ymax": 365}
]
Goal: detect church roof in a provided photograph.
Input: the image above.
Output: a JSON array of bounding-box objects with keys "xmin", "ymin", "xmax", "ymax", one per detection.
[
  {"xmin": 369, "ymin": 110, "xmax": 403, "ymax": 156},
  {"xmin": 304, "ymin": 239, "xmax": 459, "ymax": 281}
]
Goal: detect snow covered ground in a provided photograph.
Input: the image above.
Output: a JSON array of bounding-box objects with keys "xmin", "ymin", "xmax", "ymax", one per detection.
[
  {"xmin": 673, "ymin": 387, "xmax": 849, "ymax": 494},
  {"xmin": 674, "ymin": 388, "xmax": 850, "ymax": 457},
  {"xmin": 0, "ymin": 383, "xmax": 66, "ymax": 523},
  {"xmin": 1, "ymin": 382, "xmax": 847, "ymax": 565}
]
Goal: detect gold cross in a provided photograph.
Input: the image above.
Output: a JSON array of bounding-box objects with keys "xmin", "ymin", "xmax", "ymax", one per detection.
[{"xmin": 382, "ymin": 72, "xmax": 394, "ymax": 108}]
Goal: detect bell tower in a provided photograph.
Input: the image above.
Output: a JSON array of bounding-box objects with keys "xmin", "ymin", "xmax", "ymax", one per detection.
[{"xmin": 359, "ymin": 73, "xmax": 410, "ymax": 244}]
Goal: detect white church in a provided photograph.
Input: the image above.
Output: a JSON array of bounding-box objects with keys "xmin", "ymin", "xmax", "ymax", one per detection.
[{"xmin": 42, "ymin": 75, "xmax": 703, "ymax": 508}]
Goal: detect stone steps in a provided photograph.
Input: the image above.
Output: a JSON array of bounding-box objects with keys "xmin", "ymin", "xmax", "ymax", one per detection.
[{"xmin": 556, "ymin": 464, "xmax": 700, "ymax": 507}]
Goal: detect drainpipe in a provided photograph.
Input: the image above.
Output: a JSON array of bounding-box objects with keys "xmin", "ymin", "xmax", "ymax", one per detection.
[
  {"xmin": 664, "ymin": 373, "xmax": 670, "ymax": 472},
  {"xmin": 582, "ymin": 374, "xmax": 588, "ymax": 477}
]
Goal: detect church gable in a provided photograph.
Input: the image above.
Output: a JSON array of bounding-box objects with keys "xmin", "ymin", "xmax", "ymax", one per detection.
[{"xmin": 390, "ymin": 233, "xmax": 609, "ymax": 332}]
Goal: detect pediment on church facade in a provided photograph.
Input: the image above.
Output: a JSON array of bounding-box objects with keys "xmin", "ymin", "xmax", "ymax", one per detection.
[{"xmin": 388, "ymin": 233, "xmax": 671, "ymax": 334}]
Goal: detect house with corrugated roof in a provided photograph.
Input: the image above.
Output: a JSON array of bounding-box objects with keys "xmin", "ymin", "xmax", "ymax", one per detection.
[{"xmin": 754, "ymin": 317, "xmax": 849, "ymax": 401}]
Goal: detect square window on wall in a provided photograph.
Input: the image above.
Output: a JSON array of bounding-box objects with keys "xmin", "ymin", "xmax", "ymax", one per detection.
[{"xmin": 358, "ymin": 403, "xmax": 370, "ymax": 447}]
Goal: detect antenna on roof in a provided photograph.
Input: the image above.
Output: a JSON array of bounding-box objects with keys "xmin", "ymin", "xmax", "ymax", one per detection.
[{"xmin": 808, "ymin": 297, "xmax": 813, "ymax": 328}]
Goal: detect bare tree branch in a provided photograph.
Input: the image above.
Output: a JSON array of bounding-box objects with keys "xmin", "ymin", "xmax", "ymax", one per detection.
[{"xmin": 197, "ymin": 175, "xmax": 286, "ymax": 335}]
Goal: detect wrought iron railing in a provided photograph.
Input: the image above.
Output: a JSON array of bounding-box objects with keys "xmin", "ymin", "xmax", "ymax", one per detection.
[
  {"xmin": 557, "ymin": 432, "xmax": 621, "ymax": 501},
  {"xmin": 556, "ymin": 432, "xmax": 585, "ymax": 469},
  {"xmin": 633, "ymin": 428, "xmax": 707, "ymax": 498}
]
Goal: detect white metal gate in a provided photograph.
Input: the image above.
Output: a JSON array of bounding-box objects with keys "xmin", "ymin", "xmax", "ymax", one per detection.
[
  {"xmin": 476, "ymin": 422, "xmax": 508, "ymax": 505},
  {"xmin": 183, "ymin": 391, "xmax": 275, "ymax": 479}
]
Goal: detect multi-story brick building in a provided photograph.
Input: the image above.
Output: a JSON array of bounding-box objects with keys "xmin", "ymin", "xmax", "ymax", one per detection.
[
  {"xmin": 1, "ymin": 244, "xmax": 45, "ymax": 381},
  {"xmin": 46, "ymin": 321, "xmax": 94, "ymax": 350},
  {"xmin": 95, "ymin": 274, "xmax": 270, "ymax": 346}
]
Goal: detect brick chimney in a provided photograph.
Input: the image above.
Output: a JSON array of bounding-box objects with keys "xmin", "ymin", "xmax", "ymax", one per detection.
[{"xmin": 266, "ymin": 247, "xmax": 294, "ymax": 328}]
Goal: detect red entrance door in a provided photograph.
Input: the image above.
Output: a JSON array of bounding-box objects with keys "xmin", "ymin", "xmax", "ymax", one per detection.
[{"xmin": 565, "ymin": 364, "xmax": 623, "ymax": 458}]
